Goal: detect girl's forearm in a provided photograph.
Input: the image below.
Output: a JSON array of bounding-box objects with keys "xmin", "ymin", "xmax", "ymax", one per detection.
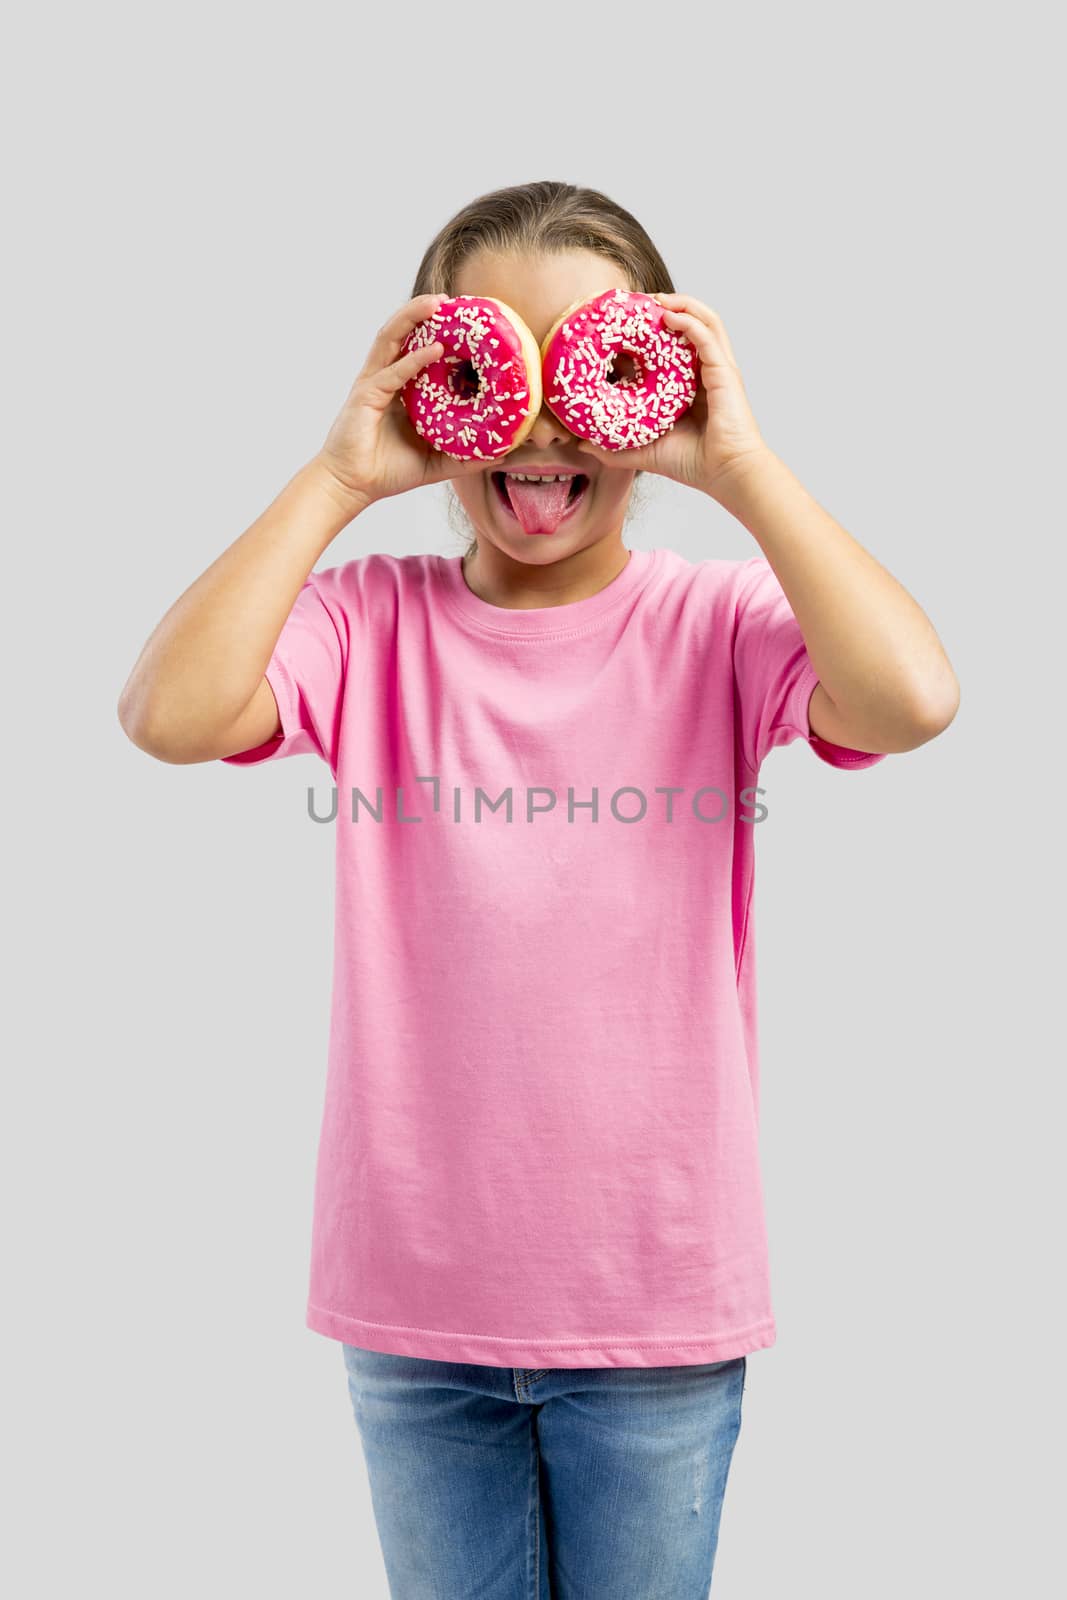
[
  {"xmin": 711, "ymin": 447, "xmax": 960, "ymax": 751},
  {"xmin": 117, "ymin": 454, "xmax": 362, "ymax": 760}
]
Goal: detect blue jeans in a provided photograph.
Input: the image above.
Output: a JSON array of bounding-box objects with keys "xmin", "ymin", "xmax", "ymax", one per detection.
[{"xmin": 342, "ymin": 1343, "xmax": 747, "ymax": 1598}]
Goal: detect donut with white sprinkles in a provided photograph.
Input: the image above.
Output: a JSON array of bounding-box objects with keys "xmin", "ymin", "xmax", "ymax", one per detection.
[
  {"xmin": 540, "ymin": 288, "xmax": 699, "ymax": 450},
  {"xmin": 400, "ymin": 296, "xmax": 543, "ymax": 460}
]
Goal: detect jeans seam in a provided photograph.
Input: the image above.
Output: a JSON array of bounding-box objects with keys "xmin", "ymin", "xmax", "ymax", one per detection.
[{"xmin": 528, "ymin": 1412, "xmax": 541, "ymax": 1599}]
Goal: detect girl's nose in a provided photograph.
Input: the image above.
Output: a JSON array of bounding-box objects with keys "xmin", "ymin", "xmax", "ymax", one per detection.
[{"xmin": 524, "ymin": 397, "xmax": 573, "ymax": 452}]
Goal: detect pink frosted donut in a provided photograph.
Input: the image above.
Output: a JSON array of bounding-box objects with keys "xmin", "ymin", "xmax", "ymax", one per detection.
[
  {"xmin": 540, "ymin": 288, "xmax": 699, "ymax": 451},
  {"xmin": 399, "ymin": 295, "xmax": 543, "ymax": 461}
]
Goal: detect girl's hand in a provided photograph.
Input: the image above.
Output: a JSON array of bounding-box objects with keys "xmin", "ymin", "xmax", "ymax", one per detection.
[
  {"xmin": 316, "ymin": 294, "xmax": 492, "ymax": 513},
  {"xmin": 574, "ymin": 294, "xmax": 769, "ymax": 500}
]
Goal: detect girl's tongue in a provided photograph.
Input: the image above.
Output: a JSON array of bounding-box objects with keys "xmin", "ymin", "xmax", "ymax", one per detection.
[{"xmin": 503, "ymin": 474, "xmax": 577, "ymax": 535}]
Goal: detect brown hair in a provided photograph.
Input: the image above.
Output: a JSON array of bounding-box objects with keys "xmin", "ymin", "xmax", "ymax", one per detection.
[{"xmin": 410, "ymin": 180, "xmax": 676, "ymax": 556}]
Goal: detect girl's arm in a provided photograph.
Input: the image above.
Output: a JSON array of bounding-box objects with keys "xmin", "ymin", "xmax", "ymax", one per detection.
[
  {"xmin": 118, "ymin": 292, "xmax": 487, "ymax": 766},
  {"xmin": 574, "ymin": 292, "xmax": 959, "ymax": 757},
  {"xmin": 710, "ymin": 447, "xmax": 960, "ymax": 754},
  {"xmin": 117, "ymin": 456, "xmax": 361, "ymax": 764}
]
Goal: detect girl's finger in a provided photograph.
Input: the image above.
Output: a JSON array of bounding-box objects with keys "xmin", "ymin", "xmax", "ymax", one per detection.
[
  {"xmin": 654, "ymin": 291, "xmax": 724, "ymax": 327},
  {"xmin": 660, "ymin": 307, "xmax": 732, "ymax": 378},
  {"xmin": 655, "ymin": 293, "xmax": 739, "ymax": 368},
  {"xmin": 361, "ymin": 293, "xmax": 450, "ymax": 378},
  {"xmin": 362, "ymin": 338, "xmax": 444, "ymax": 408}
]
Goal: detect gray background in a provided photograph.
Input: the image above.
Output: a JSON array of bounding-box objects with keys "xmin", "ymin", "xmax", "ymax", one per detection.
[{"xmin": 5, "ymin": 2, "xmax": 1063, "ymax": 1594}]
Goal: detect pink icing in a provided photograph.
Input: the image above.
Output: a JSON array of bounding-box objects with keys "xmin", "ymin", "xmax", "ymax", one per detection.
[
  {"xmin": 400, "ymin": 297, "xmax": 536, "ymax": 461},
  {"xmin": 542, "ymin": 288, "xmax": 699, "ymax": 450}
]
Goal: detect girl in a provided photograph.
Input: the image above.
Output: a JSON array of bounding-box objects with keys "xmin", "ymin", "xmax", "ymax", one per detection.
[{"xmin": 118, "ymin": 181, "xmax": 958, "ymax": 1597}]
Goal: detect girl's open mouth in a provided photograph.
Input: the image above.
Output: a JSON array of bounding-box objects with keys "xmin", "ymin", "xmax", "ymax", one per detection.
[{"xmin": 490, "ymin": 471, "xmax": 590, "ymax": 536}]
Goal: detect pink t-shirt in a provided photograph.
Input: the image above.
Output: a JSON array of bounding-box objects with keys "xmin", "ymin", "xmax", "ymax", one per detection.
[{"xmin": 222, "ymin": 544, "xmax": 886, "ymax": 1368}]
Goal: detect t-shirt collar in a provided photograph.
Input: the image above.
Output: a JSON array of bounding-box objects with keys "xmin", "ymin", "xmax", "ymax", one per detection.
[{"xmin": 435, "ymin": 546, "xmax": 659, "ymax": 638}]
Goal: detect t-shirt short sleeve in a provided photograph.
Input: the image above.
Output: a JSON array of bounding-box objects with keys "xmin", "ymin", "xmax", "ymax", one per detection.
[
  {"xmin": 732, "ymin": 555, "xmax": 887, "ymax": 774},
  {"xmin": 220, "ymin": 568, "xmax": 347, "ymax": 771}
]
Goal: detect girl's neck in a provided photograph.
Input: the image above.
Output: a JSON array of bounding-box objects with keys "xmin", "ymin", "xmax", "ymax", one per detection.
[{"xmin": 460, "ymin": 536, "xmax": 632, "ymax": 612}]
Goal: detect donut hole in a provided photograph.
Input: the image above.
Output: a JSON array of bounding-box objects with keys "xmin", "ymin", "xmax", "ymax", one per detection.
[
  {"xmin": 606, "ymin": 350, "xmax": 641, "ymax": 387},
  {"xmin": 447, "ymin": 358, "xmax": 482, "ymax": 402}
]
